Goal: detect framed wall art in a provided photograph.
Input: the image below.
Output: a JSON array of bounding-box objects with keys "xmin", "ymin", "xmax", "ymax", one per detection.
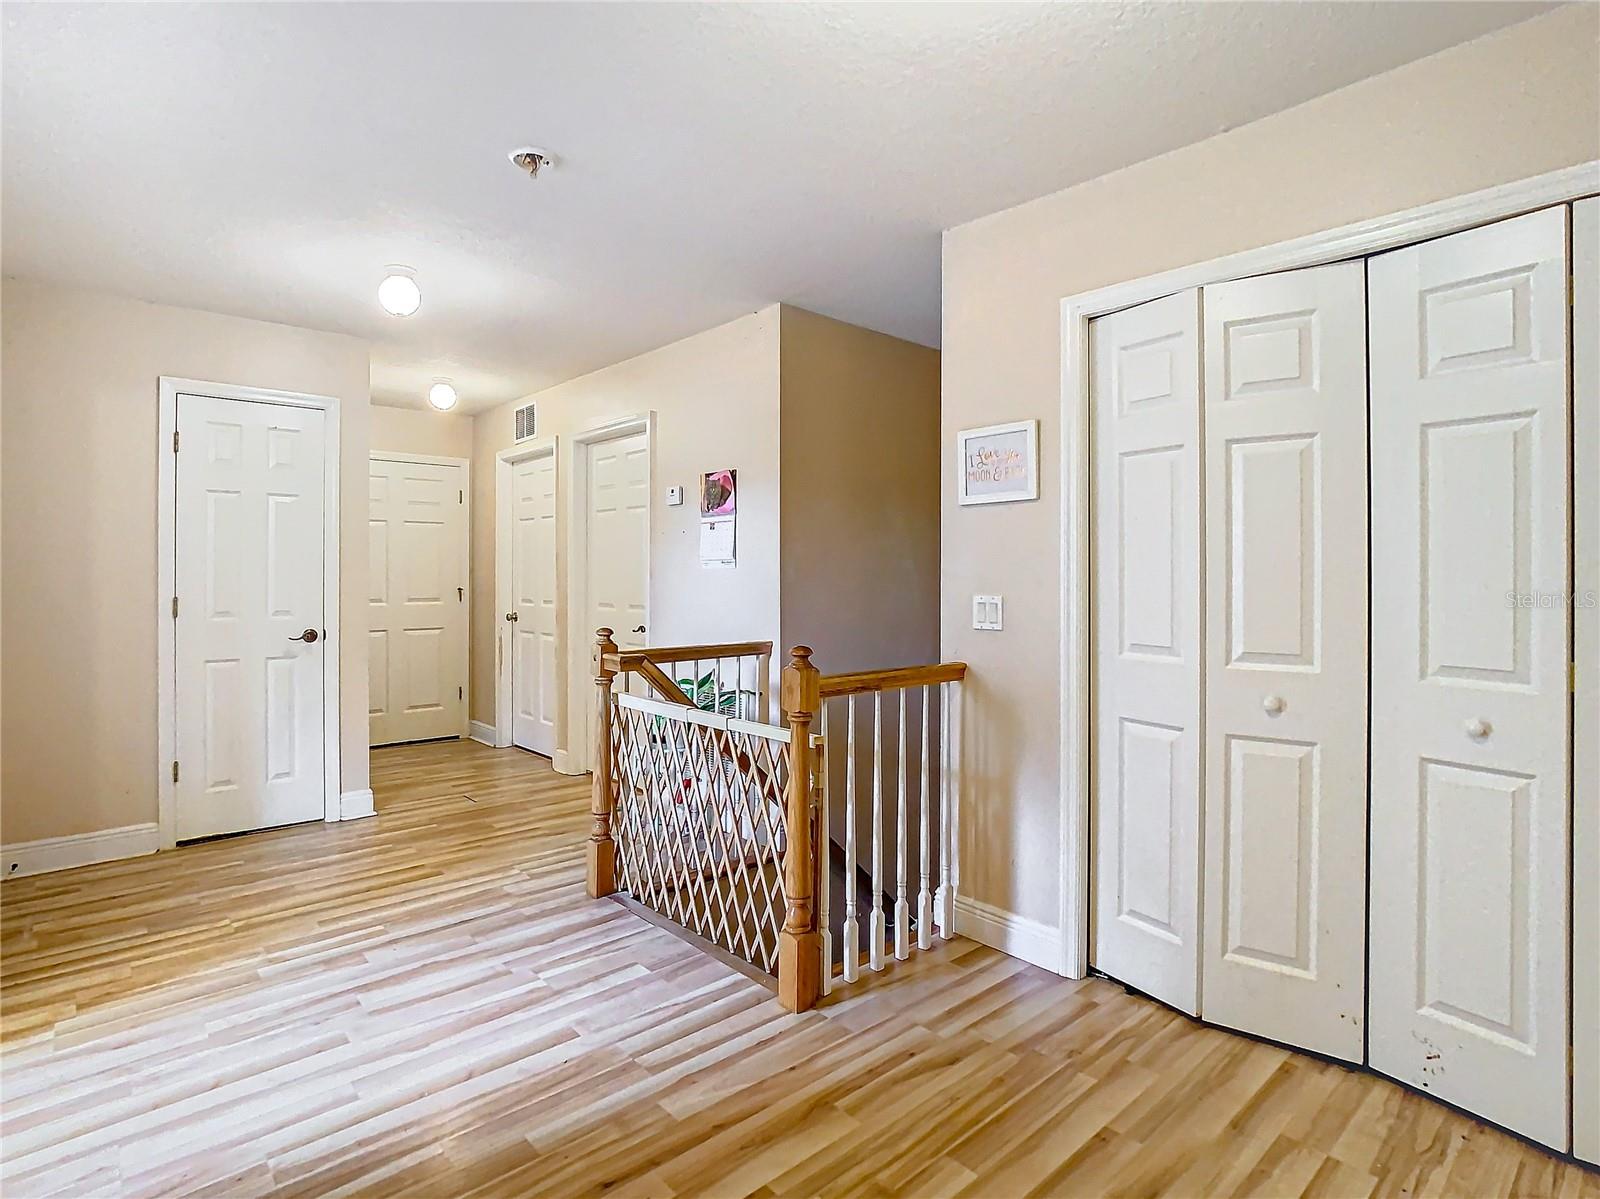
[{"xmin": 957, "ymin": 419, "xmax": 1039, "ymax": 505}]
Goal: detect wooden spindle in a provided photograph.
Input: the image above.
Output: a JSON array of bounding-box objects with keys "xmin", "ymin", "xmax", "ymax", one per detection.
[
  {"xmin": 870, "ymin": 691, "xmax": 885, "ymax": 971},
  {"xmin": 918, "ymin": 683, "xmax": 932, "ymax": 950},
  {"xmin": 894, "ymin": 689, "xmax": 909, "ymax": 961},
  {"xmin": 777, "ymin": 646, "xmax": 822, "ymax": 1013},
  {"xmin": 588, "ymin": 628, "xmax": 619, "ymax": 898},
  {"xmin": 843, "ymin": 694, "xmax": 859, "ymax": 984}
]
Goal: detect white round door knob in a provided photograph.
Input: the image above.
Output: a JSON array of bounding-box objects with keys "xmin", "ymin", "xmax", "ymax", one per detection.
[
  {"xmin": 1262, "ymin": 695, "xmax": 1286, "ymax": 716},
  {"xmin": 1466, "ymin": 718, "xmax": 1492, "ymax": 740}
]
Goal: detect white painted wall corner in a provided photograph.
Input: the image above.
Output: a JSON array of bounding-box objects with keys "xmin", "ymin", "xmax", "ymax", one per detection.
[
  {"xmin": 468, "ymin": 720, "xmax": 498, "ymax": 747},
  {"xmin": 954, "ymin": 896, "xmax": 1066, "ymax": 975},
  {"xmin": 339, "ymin": 789, "xmax": 376, "ymax": 821},
  {"xmin": 1, "ymin": 823, "xmax": 161, "ymax": 880}
]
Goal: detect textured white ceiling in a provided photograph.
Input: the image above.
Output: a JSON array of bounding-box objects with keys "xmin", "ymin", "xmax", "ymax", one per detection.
[{"xmin": 2, "ymin": 2, "xmax": 1549, "ymax": 412}]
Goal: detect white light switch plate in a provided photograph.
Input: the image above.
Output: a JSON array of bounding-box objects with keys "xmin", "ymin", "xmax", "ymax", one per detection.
[
  {"xmin": 972, "ymin": 595, "xmax": 1003, "ymax": 631},
  {"xmin": 666, "ymin": 485, "xmax": 684, "ymax": 506}
]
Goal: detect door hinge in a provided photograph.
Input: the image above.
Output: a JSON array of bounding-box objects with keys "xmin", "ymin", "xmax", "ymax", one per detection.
[
  {"xmin": 457, "ymin": 586, "xmax": 464, "ymax": 602},
  {"xmin": 171, "ymin": 760, "xmax": 180, "ymax": 783},
  {"xmin": 173, "ymin": 430, "xmax": 180, "ymax": 453},
  {"xmin": 459, "ymin": 489, "xmax": 464, "ymax": 504},
  {"xmin": 458, "ymin": 685, "xmax": 464, "ymax": 701},
  {"xmin": 171, "ymin": 595, "xmax": 179, "ymax": 619}
]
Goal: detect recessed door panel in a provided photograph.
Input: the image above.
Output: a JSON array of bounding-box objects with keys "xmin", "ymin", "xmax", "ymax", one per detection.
[
  {"xmin": 1200, "ymin": 261, "xmax": 1367, "ymax": 1063},
  {"xmin": 1221, "ymin": 735, "xmax": 1316, "ymax": 977},
  {"xmin": 1091, "ymin": 289, "xmax": 1202, "ymax": 1016},
  {"xmin": 511, "ymin": 451, "xmax": 558, "ymax": 756},
  {"xmin": 1227, "ymin": 435, "xmax": 1316, "ymax": 667},
  {"xmin": 1421, "ymin": 414, "xmax": 1532, "ymax": 683},
  {"xmin": 1369, "ymin": 206, "xmax": 1570, "ymax": 1150},
  {"xmin": 1118, "ymin": 448, "xmax": 1180, "ymax": 658},
  {"xmin": 368, "ymin": 456, "xmax": 467, "ymax": 746}
]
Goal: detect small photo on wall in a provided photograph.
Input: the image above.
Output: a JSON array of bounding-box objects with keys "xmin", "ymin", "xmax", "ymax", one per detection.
[
  {"xmin": 700, "ymin": 468, "xmax": 736, "ymax": 518},
  {"xmin": 958, "ymin": 420, "xmax": 1039, "ymax": 505}
]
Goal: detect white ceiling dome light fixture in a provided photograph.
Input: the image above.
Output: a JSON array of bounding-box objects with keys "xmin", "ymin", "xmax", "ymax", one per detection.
[
  {"xmin": 427, "ymin": 379, "xmax": 458, "ymax": 411},
  {"xmin": 377, "ymin": 265, "xmax": 421, "ymax": 317}
]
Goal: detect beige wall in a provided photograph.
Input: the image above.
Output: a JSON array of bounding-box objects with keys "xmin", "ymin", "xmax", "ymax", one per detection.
[
  {"xmin": 941, "ymin": 6, "xmax": 1600, "ymax": 927},
  {"xmin": 1, "ymin": 279, "xmax": 371, "ymax": 845},
  {"xmin": 779, "ymin": 306, "xmax": 940, "ymax": 676},
  {"xmin": 470, "ymin": 308, "xmax": 782, "ymax": 748},
  {"xmin": 370, "ymin": 403, "xmax": 473, "ymax": 460}
]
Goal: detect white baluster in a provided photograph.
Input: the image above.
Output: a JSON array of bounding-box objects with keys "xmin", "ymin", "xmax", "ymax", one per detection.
[
  {"xmin": 842, "ymin": 695, "xmax": 859, "ymax": 983},
  {"xmin": 870, "ymin": 691, "xmax": 886, "ymax": 970},
  {"xmin": 936, "ymin": 681, "xmax": 953, "ymax": 938},
  {"xmin": 918, "ymin": 683, "xmax": 932, "ymax": 950},
  {"xmin": 950, "ymin": 679, "xmax": 961, "ymax": 922},
  {"xmin": 894, "ymin": 687, "xmax": 909, "ymax": 961},
  {"xmin": 758, "ymin": 652, "xmax": 771, "ymax": 724},
  {"xmin": 820, "ymin": 702, "xmax": 833, "ymax": 995}
]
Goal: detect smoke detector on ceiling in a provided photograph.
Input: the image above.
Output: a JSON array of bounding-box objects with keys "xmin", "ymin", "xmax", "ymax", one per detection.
[{"xmin": 508, "ymin": 146, "xmax": 555, "ymax": 179}]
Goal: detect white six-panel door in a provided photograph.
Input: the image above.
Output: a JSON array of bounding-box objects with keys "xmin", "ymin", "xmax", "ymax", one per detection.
[
  {"xmin": 175, "ymin": 395, "xmax": 326, "ymax": 841},
  {"xmin": 512, "ymin": 451, "xmax": 558, "ymax": 756},
  {"xmin": 1199, "ymin": 263, "xmax": 1369, "ymax": 1062},
  {"xmin": 584, "ymin": 430, "xmax": 650, "ymax": 755},
  {"xmin": 367, "ymin": 457, "xmax": 467, "ymax": 746},
  {"xmin": 1573, "ymin": 195, "xmax": 1599, "ymax": 1169},
  {"xmin": 1090, "ymin": 290, "xmax": 1204, "ymax": 1015},
  {"xmin": 1368, "ymin": 207, "xmax": 1572, "ymax": 1150}
]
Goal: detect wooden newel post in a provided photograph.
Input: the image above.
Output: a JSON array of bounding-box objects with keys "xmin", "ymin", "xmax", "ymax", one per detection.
[
  {"xmin": 778, "ymin": 645, "xmax": 823, "ymax": 1012},
  {"xmin": 588, "ymin": 628, "xmax": 619, "ymax": 898}
]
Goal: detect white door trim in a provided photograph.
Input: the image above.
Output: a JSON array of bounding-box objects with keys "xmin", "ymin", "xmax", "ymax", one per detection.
[
  {"xmin": 367, "ymin": 450, "xmax": 471, "ymax": 744},
  {"xmin": 1056, "ymin": 161, "xmax": 1600, "ymax": 979},
  {"xmin": 494, "ymin": 436, "xmax": 557, "ymax": 756},
  {"xmin": 565, "ymin": 413, "xmax": 654, "ymax": 777},
  {"xmin": 157, "ymin": 376, "xmax": 343, "ymax": 849},
  {"xmin": 370, "ymin": 450, "xmax": 469, "ymax": 470}
]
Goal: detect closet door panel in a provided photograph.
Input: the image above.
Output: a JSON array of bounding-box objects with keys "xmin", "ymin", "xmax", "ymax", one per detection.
[
  {"xmin": 1090, "ymin": 290, "xmax": 1204, "ymax": 1015},
  {"xmin": 1574, "ymin": 195, "xmax": 1598, "ymax": 1169},
  {"xmin": 1368, "ymin": 206, "xmax": 1571, "ymax": 1150},
  {"xmin": 1200, "ymin": 262, "xmax": 1369, "ymax": 1063}
]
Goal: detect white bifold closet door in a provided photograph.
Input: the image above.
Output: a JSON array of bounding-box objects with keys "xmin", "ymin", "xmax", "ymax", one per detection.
[
  {"xmin": 1090, "ymin": 290, "xmax": 1204, "ymax": 1016},
  {"xmin": 1574, "ymin": 195, "xmax": 1599, "ymax": 1169},
  {"xmin": 1199, "ymin": 262, "xmax": 1369, "ymax": 1063},
  {"xmin": 1368, "ymin": 206, "xmax": 1572, "ymax": 1151}
]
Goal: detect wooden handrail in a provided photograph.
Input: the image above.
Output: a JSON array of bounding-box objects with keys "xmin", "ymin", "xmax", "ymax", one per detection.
[
  {"xmin": 605, "ymin": 641, "xmax": 774, "ymax": 669},
  {"xmin": 818, "ymin": 661, "xmax": 968, "ymax": 698},
  {"xmin": 631, "ymin": 659, "xmax": 694, "ymax": 706}
]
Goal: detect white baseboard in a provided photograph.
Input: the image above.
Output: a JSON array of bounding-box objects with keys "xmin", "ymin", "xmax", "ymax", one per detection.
[
  {"xmin": 339, "ymin": 788, "xmax": 376, "ymax": 821},
  {"xmin": 2, "ymin": 823, "xmax": 161, "ymax": 880},
  {"xmin": 955, "ymin": 896, "xmax": 1066, "ymax": 975},
  {"xmin": 553, "ymin": 749, "xmax": 580, "ymax": 776},
  {"xmin": 468, "ymin": 720, "xmax": 498, "ymax": 747}
]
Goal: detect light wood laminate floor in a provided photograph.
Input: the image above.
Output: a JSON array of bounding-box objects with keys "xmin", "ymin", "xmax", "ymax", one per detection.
[{"xmin": 2, "ymin": 740, "xmax": 1594, "ymax": 1198}]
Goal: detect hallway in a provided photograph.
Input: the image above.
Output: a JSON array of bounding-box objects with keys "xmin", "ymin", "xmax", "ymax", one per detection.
[{"xmin": 0, "ymin": 741, "xmax": 1592, "ymax": 1197}]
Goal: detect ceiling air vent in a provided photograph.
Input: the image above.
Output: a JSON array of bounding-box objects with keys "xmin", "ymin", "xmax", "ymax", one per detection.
[{"xmin": 514, "ymin": 402, "xmax": 538, "ymax": 442}]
